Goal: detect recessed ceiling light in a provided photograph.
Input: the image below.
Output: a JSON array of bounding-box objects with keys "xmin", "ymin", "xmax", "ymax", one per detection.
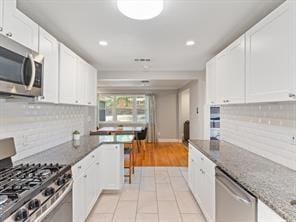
[
  {"xmin": 117, "ymin": 0, "xmax": 164, "ymax": 20},
  {"xmin": 99, "ymin": 41, "xmax": 108, "ymax": 46},
  {"xmin": 186, "ymin": 40, "xmax": 195, "ymax": 46}
]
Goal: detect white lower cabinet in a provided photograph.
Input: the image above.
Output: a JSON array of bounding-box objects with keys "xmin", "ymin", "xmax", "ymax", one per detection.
[
  {"xmin": 257, "ymin": 200, "xmax": 285, "ymax": 222},
  {"xmin": 72, "ymin": 144, "xmax": 124, "ymax": 222},
  {"xmin": 188, "ymin": 144, "xmax": 216, "ymax": 222}
]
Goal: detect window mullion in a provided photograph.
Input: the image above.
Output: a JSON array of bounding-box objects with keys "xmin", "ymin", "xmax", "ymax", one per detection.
[{"xmin": 113, "ymin": 96, "xmax": 116, "ymax": 122}]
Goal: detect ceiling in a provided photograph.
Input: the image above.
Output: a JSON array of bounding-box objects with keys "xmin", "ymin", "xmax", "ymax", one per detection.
[{"xmin": 18, "ymin": 0, "xmax": 283, "ymax": 90}]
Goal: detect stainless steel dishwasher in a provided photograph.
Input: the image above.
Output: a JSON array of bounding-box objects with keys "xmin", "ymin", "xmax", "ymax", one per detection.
[{"xmin": 216, "ymin": 167, "xmax": 257, "ymax": 222}]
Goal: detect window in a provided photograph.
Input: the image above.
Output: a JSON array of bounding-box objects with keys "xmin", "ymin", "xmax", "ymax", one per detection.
[{"xmin": 98, "ymin": 95, "xmax": 148, "ymax": 123}]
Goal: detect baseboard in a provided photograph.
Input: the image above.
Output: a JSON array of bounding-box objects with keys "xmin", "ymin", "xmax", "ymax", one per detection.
[{"xmin": 158, "ymin": 138, "xmax": 180, "ymax": 143}]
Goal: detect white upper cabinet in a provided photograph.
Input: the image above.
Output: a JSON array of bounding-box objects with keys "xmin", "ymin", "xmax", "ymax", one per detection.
[
  {"xmin": 216, "ymin": 35, "xmax": 246, "ymax": 105},
  {"xmin": 2, "ymin": 0, "xmax": 38, "ymax": 51},
  {"xmin": 246, "ymin": 0, "xmax": 296, "ymax": 103},
  {"xmin": 206, "ymin": 57, "xmax": 217, "ymax": 105},
  {"xmin": 76, "ymin": 58, "xmax": 97, "ymax": 106},
  {"xmin": 59, "ymin": 44, "xmax": 77, "ymax": 105},
  {"xmin": 0, "ymin": 0, "xmax": 3, "ymax": 32},
  {"xmin": 38, "ymin": 27, "xmax": 59, "ymax": 104},
  {"xmin": 76, "ymin": 58, "xmax": 88, "ymax": 105},
  {"xmin": 87, "ymin": 65, "xmax": 97, "ymax": 106}
]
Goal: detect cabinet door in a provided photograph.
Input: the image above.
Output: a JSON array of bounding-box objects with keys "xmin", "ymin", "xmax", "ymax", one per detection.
[
  {"xmin": 88, "ymin": 65, "xmax": 97, "ymax": 106},
  {"xmin": 38, "ymin": 27, "xmax": 59, "ymax": 103},
  {"xmin": 206, "ymin": 57, "xmax": 217, "ymax": 105},
  {"xmin": 94, "ymin": 148, "xmax": 103, "ymax": 196},
  {"xmin": 246, "ymin": 0, "xmax": 296, "ymax": 103},
  {"xmin": 76, "ymin": 58, "xmax": 88, "ymax": 105},
  {"xmin": 216, "ymin": 35, "xmax": 245, "ymax": 104},
  {"xmin": 85, "ymin": 164, "xmax": 98, "ymax": 217},
  {"xmin": 73, "ymin": 174, "xmax": 86, "ymax": 222},
  {"xmin": 0, "ymin": 0, "xmax": 3, "ymax": 31},
  {"xmin": 100, "ymin": 144, "xmax": 124, "ymax": 190},
  {"xmin": 188, "ymin": 146, "xmax": 197, "ymax": 196},
  {"xmin": 3, "ymin": 0, "xmax": 38, "ymax": 51},
  {"xmin": 59, "ymin": 44, "xmax": 77, "ymax": 104}
]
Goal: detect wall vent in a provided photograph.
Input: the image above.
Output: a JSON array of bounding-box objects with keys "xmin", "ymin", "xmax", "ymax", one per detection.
[{"xmin": 134, "ymin": 58, "xmax": 151, "ymax": 62}]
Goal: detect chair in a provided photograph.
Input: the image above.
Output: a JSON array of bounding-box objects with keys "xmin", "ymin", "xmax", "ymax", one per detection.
[
  {"xmin": 136, "ymin": 127, "xmax": 148, "ymax": 152},
  {"xmin": 124, "ymin": 144, "xmax": 135, "ymax": 184}
]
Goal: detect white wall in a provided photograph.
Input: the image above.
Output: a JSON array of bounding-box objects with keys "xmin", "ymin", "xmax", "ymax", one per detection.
[
  {"xmin": 156, "ymin": 91, "xmax": 178, "ymax": 142},
  {"xmin": 179, "ymin": 89, "xmax": 190, "ymax": 139},
  {"xmin": 179, "ymin": 74, "xmax": 207, "ymax": 140},
  {"xmin": 0, "ymin": 100, "xmax": 96, "ymax": 161}
]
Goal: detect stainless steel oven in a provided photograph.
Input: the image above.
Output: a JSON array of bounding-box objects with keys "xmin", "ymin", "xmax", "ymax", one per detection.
[
  {"xmin": 216, "ymin": 167, "xmax": 257, "ymax": 222},
  {"xmin": 36, "ymin": 182, "xmax": 73, "ymax": 222},
  {"xmin": 0, "ymin": 45, "xmax": 43, "ymax": 97}
]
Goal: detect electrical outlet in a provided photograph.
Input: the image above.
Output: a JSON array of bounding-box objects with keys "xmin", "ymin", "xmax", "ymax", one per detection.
[{"xmin": 291, "ymin": 136, "xmax": 296, "ymax": 145}]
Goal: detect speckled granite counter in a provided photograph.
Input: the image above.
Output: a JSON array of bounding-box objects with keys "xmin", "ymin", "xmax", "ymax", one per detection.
[
  {"xmin": 16, "ymin": 134, "xmax": 134, "ymax": 166},
  {"xmin": 189, "ymin": 140, "xmax": 296, "ymax": 222}
]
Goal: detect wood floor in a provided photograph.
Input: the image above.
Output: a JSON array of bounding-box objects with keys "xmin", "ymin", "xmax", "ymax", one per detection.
[{"xmin": 132, "ymin": 142, "xmax": 188, "ymax": 167}]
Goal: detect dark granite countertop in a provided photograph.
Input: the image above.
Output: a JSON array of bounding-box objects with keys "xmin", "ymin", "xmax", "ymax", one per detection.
[
  {"xmin": 15, "ymin": 134, "xmax": 135, "ymax": 166},
  {"xmin": 189, "ymin": 139, "xmax": 296, "ymax": 222}
]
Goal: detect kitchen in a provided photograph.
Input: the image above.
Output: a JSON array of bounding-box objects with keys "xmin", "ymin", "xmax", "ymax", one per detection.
[{"xmin": 0, "ymin": 0, "xmax": 295, "ymax": 222}]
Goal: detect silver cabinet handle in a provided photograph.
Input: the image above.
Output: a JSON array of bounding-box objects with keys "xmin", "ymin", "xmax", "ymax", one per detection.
[
  {"xmin": 75, "ymin": 100, "xmax": 79, "ymax": 103},
  {"xmin": 96, "ymin": 162, "xmax": 100, "ymax": 165},
  {"xmin": 191, "ymin": 159, "xmax": 194, "ymax": 162},
  {"xmin": 84, "ymin": 175, "xmax": 87, "ymax": 178},
  {"xmin": 289, "ymin": 93, "xmax": 296, "ymax": 98},
  {"xmin": 92, "ymin": 155, "xmax": 95, "ymax": 158},
  {"xmin": 78, "ymin": 166, "xmax": 82, "ymax": 169},
  {"xmin": 6, "ymin": 32, "xmax": 12, "ymax": 37},
  {"xmin": 201, "ymin": 157, "xmax": 204, "ymax": 161},
  {"xmin": 0, "ymin": 27, "xmax": 3, "ymax": 32},
  {"xmin": 88, "ymin": 102, "xmax": 91, "ymax": 105}
]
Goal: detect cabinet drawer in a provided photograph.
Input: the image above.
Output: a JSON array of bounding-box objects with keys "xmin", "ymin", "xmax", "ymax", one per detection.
[{"xmin": 72, "ymin": 150, "xmax": 97, "ymax": 178}]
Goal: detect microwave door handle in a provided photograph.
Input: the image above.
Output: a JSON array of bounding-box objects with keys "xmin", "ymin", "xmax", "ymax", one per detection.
[{"xmin": 26, "ymin": 54, "xmax": 36, "ymax": 91}]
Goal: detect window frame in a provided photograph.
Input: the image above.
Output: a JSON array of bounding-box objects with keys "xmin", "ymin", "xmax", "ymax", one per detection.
[{"xmin": 98, "ymin": 94, "xmax": 148, "ymax": 124}]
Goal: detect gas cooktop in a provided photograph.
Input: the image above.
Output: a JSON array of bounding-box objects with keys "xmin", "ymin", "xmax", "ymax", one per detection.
[{"xmin": 0, "ymin": 163, "xmax": 72, "ymax": 222}]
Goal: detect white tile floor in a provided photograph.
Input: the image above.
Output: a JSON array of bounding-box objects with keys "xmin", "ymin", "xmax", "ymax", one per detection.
[{"xmin": 87, "ymin": 167, "xmax": 206, "ymax": 222}]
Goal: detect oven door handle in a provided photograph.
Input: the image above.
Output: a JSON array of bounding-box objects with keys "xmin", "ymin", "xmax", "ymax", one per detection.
[
  {"xmin": 35, "ymin": 181, "xmax": 73, "ymax": 222},
  {"xmin": 25, "ymin": 54, "xmax": 36, "ymax": 91}
]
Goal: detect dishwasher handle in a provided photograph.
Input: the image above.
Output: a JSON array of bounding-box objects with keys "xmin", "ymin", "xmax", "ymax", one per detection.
[{"xmin": 216, "ymin": 171, "xmax": 254, "ymax": 206}]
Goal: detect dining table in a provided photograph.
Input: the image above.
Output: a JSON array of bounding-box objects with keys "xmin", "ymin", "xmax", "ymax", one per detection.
[
  {"xmin": 92, "ymin": 126, "xmax": 144, "ymax": 152},
  {"xmin": 97, "ymin": 126, "xmax": 144, "ymax": 135}
]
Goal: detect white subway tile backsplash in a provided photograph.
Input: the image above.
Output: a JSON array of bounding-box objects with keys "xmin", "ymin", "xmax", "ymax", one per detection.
[
  {"xmin": 0, "ymin": 101, "xmax": 96, "ymax": 161},
  {"xmin": 221, "ymin": 102, "xmax": 296, "ymax": 170}
]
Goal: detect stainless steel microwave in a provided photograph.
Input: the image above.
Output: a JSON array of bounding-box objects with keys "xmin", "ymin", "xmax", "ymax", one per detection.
[{"xmin": 0, "ymin": 45, "xmax": 43, "ymax": 97}]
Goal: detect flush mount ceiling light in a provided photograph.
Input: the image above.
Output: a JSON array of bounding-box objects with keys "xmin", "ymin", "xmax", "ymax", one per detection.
[
  {"xmin": 117, "ymin": 0, "xmax": 164, "ymax": 20},
  {"xmin": 99, "ymin": 41, "xmax": 108, "ymax": 46},
  {"xmin": 186, "ymin": 40, "xmax": 195, "ymax": 46}
]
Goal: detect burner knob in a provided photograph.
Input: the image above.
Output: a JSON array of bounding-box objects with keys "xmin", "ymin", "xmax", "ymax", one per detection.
[
  {"xmin": 64, "ymin": 173, "xmax": 72, "ymax": 180},
  {"xmin": 15, "ymin": 209, "xmax": 28, "ymax": 221},
  {"xmin": 56, "ymin": 178, "xmax": 66, "ymax": 186},
  {"xmin": 44, "ymin": 187, "xmax": 55, "ymax": 197},
  {"xmin": 28, "ymin": 199, "xmax": 40, "ymax": 210}
]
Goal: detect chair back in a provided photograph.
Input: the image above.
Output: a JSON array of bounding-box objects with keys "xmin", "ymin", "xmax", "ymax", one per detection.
[{"xmin": 137, "ymin": 127, "xmax": 148, "ymax": 140}]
